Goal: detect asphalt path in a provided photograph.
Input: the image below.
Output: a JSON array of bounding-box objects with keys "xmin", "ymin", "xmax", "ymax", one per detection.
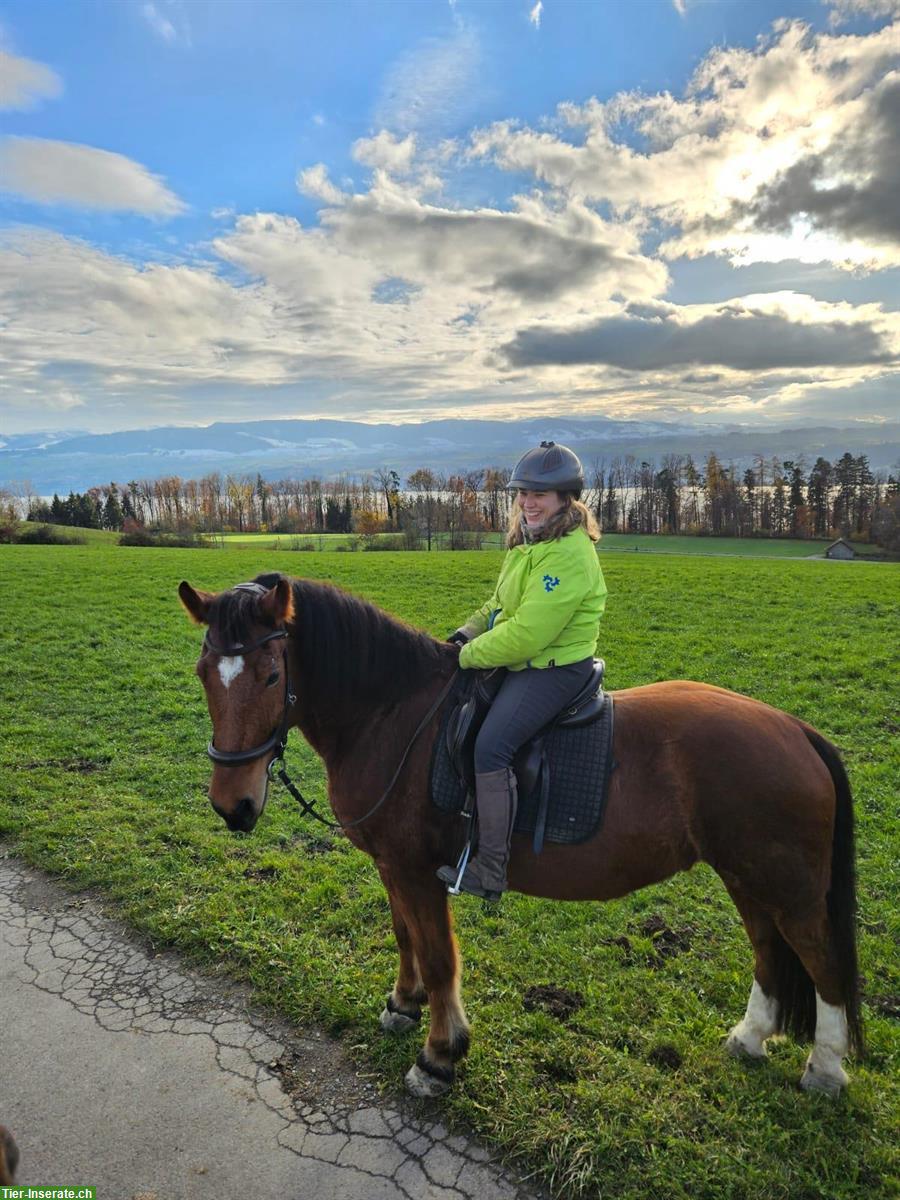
[{"xmin": 0, "ymin": 852, "xmax": 542, "ymax": 1200}]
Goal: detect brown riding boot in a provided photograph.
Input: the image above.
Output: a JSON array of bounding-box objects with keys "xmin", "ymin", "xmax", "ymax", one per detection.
[{"xmin": 438, "ymin": 768, "xmax": 518, "ymax": 900}]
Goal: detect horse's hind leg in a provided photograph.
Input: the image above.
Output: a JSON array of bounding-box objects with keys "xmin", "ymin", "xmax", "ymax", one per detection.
[
  {"xmin": 380, "ymin": 889, "xmax": 427, "ymax": 1034},
  {"xmin": 776, "ymin": 905, "xmax": 851, "ymax": 1095},
  {"xmin": 724, "ymin": 886, "xmax": 781, "ymax": 1060},
  {"xmin": 381, "ymin": 873, "xmax": 469, "ymax": 1097}
]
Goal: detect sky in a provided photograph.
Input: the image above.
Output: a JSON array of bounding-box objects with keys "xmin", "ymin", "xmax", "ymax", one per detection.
[{"xmin": 0, "ymin": 0, "xmax": 898, "ymax": 435}]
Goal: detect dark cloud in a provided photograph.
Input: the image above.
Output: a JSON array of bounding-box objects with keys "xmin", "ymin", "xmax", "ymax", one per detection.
[
  {"xmin": 503, "ymin": 305, "xmax": 895, "ymax": 371},
  {"xmin": 742, "ymin": 76, "xmax": 900, "ymax": 246},
  {"xmin": 327, "ymin": 201, "xmax": 666, "ymax": 301},
  {"xmin": 681, "ymin": 371, "xmax": 724, "ymax": 383}
]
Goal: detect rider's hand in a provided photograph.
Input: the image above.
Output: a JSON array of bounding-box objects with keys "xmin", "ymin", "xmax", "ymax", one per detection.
[{"xmin": 447, "ymin": 630, "xmax": 469, "ymax": 646}]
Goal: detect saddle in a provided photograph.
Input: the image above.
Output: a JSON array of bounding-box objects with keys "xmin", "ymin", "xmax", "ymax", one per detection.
[{"xmin": 430, "ymin": 661, "xmax": 615, "ymax": 854}]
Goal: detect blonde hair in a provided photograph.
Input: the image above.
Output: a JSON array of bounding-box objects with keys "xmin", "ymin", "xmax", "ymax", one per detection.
[{"xmin": 506, "ymin": 494, "xmax": 601, "ymax": 549}]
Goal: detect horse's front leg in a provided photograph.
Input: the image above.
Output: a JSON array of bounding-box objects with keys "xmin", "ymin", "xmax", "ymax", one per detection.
[
  {"xmin": 380, "ymin": 887, "xmax": 427, "ymax": 1033},
  {"xmin": 380, "ymin": 870, "xmax": 470, "ymax": 1097}
]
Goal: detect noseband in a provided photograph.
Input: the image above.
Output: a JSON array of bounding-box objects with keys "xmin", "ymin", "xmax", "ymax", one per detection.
[{"xmin": 204, "ymin": 598, "xmax": 296, "ymax": 774}]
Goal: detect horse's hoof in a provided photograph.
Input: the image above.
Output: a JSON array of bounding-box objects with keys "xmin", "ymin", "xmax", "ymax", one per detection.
[
  {"xmin": 725, "ymin": 1028, "xmax": 767, "ymax": 1060},
  {"xmin": 405, "ymin": 1062, "xmax": 452, "ymax": 1098},
  {"xmin": 380, "ymin": 1006, "xmax": 419, "ymax": 1034},
  {"xmin": 800, "ymin": 1061, "xmax": 848, "ymax": 1096}
]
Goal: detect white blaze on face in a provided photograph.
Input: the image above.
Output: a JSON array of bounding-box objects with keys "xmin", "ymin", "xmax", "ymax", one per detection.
[{"xmin": 217, "ymin": 656, "xmax": 245, "ymax": 689}]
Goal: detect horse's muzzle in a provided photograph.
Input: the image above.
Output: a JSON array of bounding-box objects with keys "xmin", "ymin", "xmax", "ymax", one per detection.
[{"xmin": 211, "ymin": 795, "xmax": 259, "ymax": 833}]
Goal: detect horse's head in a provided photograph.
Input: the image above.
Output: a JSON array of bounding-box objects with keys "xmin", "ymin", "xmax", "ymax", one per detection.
[{"xmin": 179, "ymin": 576, "xmax": 295, "ymax": 833}]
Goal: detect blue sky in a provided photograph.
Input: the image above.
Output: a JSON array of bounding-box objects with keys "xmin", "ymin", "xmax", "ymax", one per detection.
[{"xmin": 1, "ymin": 0, "xmax": 898, "ymax": 433}]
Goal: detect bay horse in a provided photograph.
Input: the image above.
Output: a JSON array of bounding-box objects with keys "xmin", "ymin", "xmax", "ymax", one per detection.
[{"xmin": 178, "ymin": 572, "xmax": 862, "ymax": 1099}]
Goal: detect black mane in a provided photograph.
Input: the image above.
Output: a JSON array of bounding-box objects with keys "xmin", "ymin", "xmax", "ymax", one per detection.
[{"xmin": 211, "ymin": 572, "xmax": 450, "ymax": 705}]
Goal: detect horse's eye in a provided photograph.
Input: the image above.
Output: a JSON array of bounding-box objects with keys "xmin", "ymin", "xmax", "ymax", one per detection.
[{"xmin": 266, "ymin": 672, "xmax": 280, "ymax": 687}]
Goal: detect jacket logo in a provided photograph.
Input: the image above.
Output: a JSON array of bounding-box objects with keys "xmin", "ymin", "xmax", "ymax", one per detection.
[{"xmin": 543, "ymin": 574, "xmax": 560, "ymax": 592}]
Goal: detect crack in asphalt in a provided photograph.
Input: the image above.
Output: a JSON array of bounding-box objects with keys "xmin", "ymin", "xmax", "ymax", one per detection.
[{"xmin": 0, "ymin": 853, "xmax": 543, "ymax": 1200}]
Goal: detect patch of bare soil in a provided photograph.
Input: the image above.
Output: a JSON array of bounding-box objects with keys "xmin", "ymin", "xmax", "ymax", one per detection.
[
  {"xmin": 636, "ymin": 914, "xmax": 697, "ymax": 968},
  {"xmin": 646, "ymin": 1043, "xmax": 683, "ymax": 1070},
  {"xmin": 523, "ymin": 985, "xmax": 585, "ymax": 1021}
]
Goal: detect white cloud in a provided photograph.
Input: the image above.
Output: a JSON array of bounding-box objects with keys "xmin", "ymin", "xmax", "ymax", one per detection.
[
  {"xmin": 470, "ymin": 19, "xmax": 900, "ymax": 270},
  {"xmin": 0, "ymin": 50, "xmax": 62, "ymax": 111},
  {"xmin": 672, "ymin": 0, "xmax": 686, "ymax": 15},
  {"xmin": 352, "ymin": 131, "xmax": 417, "ymax": 174},
  {"xmin": 0, "ymin": 137, "xmax": 185, "ymax": 216},
  {"xmin": 51, "ymin": 388, "xmax": 86, "ymax": 411},
  {"xmin": 374, "ymin": 24, "xmax": 481, "ymax": 136},
  {"xmin": 3, "ymin": 13, "xmax": 898, "ymax": 431},
  {"xmin": 141, "ymin": 1, "xmax": 191, "ymax": 46},
  {"xmin": 529, "ymin": 2, "xmax": 543, "ymax": 30},
  {"xmin": 825, "ymin": 0, "xmax": 900, "ymax": 24},
  {"xmin": 0, "ymin": 228, "xmax": 284, "ymax": 391},
  {"xmin": 314, "ymin": 178, "xmax": 668, "ymax": 305},
  {"xmin": 142, "ymin": 3, "xmax": 176, "ymax": 42},
  {"xmin": 296, "ymin": 163, "xmax": 348, "ymax": 205}
]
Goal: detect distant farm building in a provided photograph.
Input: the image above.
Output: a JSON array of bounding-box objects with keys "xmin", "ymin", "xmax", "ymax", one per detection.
[{"xmin": 825, "ymin": 539, "xmax": 856, "ymax": 560}]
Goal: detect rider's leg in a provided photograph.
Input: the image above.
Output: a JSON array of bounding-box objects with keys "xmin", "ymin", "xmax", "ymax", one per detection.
[{"xmin": 439, "ymin": 659, "xmax": 594, "ymax": 898}]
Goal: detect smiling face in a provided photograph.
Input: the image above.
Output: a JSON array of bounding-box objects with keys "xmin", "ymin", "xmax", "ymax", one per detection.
[{"xmin": 516, "ymin": 488, "xmax": 564, "ymax": 527}]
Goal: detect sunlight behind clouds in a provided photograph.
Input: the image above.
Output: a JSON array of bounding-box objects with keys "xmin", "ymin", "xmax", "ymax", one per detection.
[{"xmin": 472, "ymin": 19, "xmax": 900, "ymax": 271}]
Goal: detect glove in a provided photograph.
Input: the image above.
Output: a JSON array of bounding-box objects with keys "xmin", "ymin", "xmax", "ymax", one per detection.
[{"xmin": 447, "ymin": 630, "xmax": 469, "ymax": 646}]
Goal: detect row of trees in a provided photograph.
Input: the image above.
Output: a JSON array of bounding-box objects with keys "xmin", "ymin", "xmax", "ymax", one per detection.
[
  {"xmin": 14, "ymin": 451, "xmax": 900, "ymax": 548},
  {"xmin": 597, "ymin": 451, "xmax": 892, "ymax": 540},
  {"xmin": 25, "ymin": 484, "xmax": 134, "ymax": 532}
]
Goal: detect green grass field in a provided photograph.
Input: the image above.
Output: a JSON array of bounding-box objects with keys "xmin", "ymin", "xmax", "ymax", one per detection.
[{"xmin": 1, "ymin": 545, "xmax": 897, "ymax": 1199}]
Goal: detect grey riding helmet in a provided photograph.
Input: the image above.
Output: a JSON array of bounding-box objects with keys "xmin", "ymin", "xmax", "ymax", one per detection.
[{"xmin": 509, "ymin": 441, "xmax": 584, "ymax": 498}]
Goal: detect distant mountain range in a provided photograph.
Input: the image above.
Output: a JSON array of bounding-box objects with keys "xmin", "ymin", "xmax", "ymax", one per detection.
[{"xmin": 1, "ymin": 417, "xmax": 898, "ymax": 493}]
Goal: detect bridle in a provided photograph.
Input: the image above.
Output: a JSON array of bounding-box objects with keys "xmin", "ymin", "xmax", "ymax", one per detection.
[
  {"xmin": 204, "ymin": 626, "xmax": 296, "ymax": 774},
  {"xmin": 203, "ymin": 582, "xmax": 296, "ymax": 778},
  {"xmin": 199, "ymin": 581, "xmax": 459, "ymax": 831}
]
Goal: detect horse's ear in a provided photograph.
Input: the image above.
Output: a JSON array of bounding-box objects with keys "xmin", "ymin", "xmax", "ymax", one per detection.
[
  {"xmin": 179, "ymin": 581, "xmax": 215, "ymax": 625},
  {"xmin": 259, "ymin": 577, "xmax": 295, "ymax": 626}
]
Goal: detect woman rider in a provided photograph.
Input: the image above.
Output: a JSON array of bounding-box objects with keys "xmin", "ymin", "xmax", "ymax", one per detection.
[{"xmin": 437, "ymin": 441, "xmax": 607, "ymax": 900}]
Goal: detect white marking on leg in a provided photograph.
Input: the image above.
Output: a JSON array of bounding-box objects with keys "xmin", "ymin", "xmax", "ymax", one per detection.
[
  {"xmin": 801, "ymin": 993, "xmax": 849, "ymax": 1095},
  {"xmin": 217, "ymin": 655, "xmax": 245, "ymax": 689},
  {"xmin": 726, "ymin": 979, "xmax": 779, "ymax": 1059}
]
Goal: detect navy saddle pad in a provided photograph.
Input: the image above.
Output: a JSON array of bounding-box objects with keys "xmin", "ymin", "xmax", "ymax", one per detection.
[{"xmin": 430, "ymin": 675, "xmax": 615, "ymax": 851}]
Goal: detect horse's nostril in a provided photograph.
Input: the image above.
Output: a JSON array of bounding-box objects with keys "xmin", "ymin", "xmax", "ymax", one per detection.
[
  {"xmin": 235, "ymin": 796, "xmax": 255, "ymax": 826},
  {"xmin": 209, "ymin": 795, "xmax": 258, "ymax": 832}
]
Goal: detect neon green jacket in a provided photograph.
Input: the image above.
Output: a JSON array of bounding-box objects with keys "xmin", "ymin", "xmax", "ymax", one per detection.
[{"xmin": 458, "ymin": 526, "xmax": 607, "ymax": 671}]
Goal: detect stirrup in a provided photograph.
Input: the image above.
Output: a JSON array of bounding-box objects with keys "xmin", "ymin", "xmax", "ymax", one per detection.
[{"xmin": 440, "ymin": 838, "xmax": 473, "ymax": 896}]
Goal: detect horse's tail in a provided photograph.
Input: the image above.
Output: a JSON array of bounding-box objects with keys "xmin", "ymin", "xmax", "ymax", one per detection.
[{"xmin": 798, "ymin": 726, "xmax": 864, "ymax": 1057}]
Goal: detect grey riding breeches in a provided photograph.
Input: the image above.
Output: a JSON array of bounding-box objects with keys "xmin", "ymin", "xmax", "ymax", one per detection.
[{"xmin": 473, "ymin": 658, "xmax": 596, "ymax": 774}]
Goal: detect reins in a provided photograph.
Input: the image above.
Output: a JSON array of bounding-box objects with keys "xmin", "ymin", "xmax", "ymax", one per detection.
[{"xmin": 272, "ymin": 667, "xmax": 459, "ymax": 832}]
